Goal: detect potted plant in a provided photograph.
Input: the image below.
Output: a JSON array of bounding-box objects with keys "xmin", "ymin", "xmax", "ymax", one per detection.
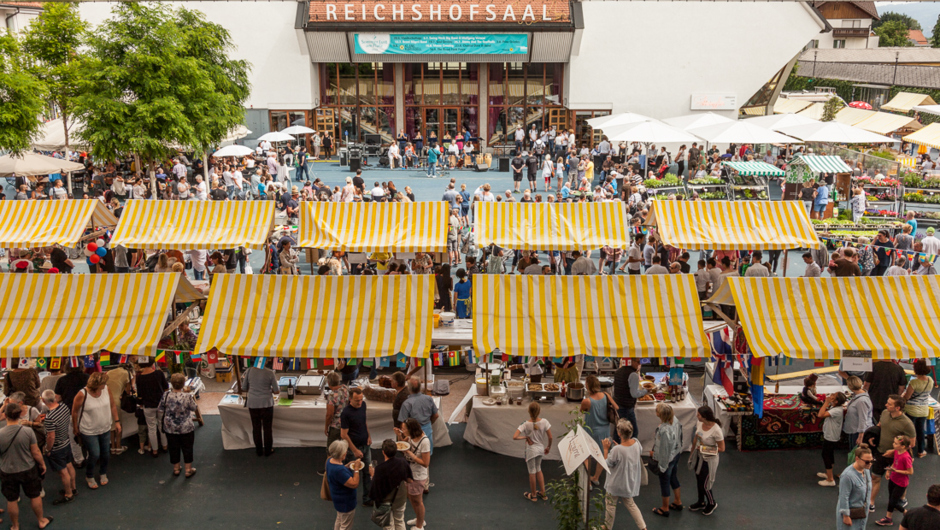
[{"xmin": 545, "ymin": 410, "xmax": 607, "ymax": 530}]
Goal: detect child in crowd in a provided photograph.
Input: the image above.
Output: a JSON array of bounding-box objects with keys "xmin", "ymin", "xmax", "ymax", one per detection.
[
  {"xmin": 876, "ymin": 435, "xmax": 913, "ymax": 526},
  {"xmin": 512, "ymin": 402, "xmax": 552, "ymax": 503},
  {"xmin": 816, "ymin": 392, "xmax": 846, "ymax": 487},
  {"xmin": 800, "ymin": 373, "xmax": 823, "ymax": 406}
]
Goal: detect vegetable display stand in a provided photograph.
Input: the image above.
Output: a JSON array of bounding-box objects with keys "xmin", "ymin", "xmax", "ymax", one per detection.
[
  {"xmin": 644, "ymin": 173, "xmax": 687, "ymax": 201},
  {"xmin": 686, "ymin": 177, "xmax": 729, "ymax": 201},
  {"xmin": 853, "ymin": 175, "xmax": 901, "ymax": 219},
  {"xmin": 899, "ymin": 171, "xmax": 940, "ymax": 227},
  {"xmin": 721, "ymin": 161, "xmax": 780, "ymax": 201}
]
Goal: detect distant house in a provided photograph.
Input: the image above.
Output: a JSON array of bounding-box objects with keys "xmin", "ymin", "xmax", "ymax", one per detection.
[
  {"xmin": 812, "ymin": 1, "xmax": 880, "ymax": 49},
  {"xmin": 908, "ymin": 30, "xmax": 930, "ymax": 47},
  {"xmin": 0, "ymin": 2, "xmax": 43, "ymax": 33}
]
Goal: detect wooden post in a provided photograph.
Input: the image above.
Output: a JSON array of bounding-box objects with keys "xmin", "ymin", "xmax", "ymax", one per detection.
[
  {"xmin": 232, "ymin": 355, "xmax": 244, "ymax": 395},
  {"xmin": 781, "ymin": 248, "xmax": 789, "ymax": 278}
]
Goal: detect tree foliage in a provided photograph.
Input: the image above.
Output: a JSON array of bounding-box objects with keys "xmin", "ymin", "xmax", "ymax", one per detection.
[
  {"xmin": 73, "ymin": 2, "xmax": 250, "ymax": 163},
  {"xmin": 0, "ymin": 32, "xmax": 47, "ymax": 154},
  {"xmin": 932, "ymin": 15, "xmax": 940, "ymax": 48},
  {"xmin": 23, "ymin": 1, "xmax": 88, "ymax": 153},
  {"xmin": 874, "ymin": 12, "xmax": 922, "ymax": 32},
  {"xmin": 875, "ymin": 20, "xmax": 915, "ymax": 47},
  {"xmin": 821, "ymin": 97, "xmax": 845, "ymax": 122}
]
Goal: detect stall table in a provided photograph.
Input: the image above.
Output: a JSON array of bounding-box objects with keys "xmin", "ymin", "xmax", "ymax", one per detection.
[
  {"xmin": 462, "ymin": 387, "xmax": 697, "ymax": 460},
  {"xmin": 218, "ymin": 394, "xmax": 452, "ymax": 451}
]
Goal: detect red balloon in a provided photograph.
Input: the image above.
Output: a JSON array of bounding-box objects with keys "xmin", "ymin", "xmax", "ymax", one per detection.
[
  {"xmin": 87, "ymin": 243, "xmax": 98, "ymax": 252},
  {"xmin": 89, "ymin": 255, "xmax": 100, "ymax": 264}
]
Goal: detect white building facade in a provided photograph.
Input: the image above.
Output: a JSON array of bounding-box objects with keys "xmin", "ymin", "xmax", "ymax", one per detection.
[{"xmin": 81, "ymin": 1, "xmax": 827, "ymax": 149}]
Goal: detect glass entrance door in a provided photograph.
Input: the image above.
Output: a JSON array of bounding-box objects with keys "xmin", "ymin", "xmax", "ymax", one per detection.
[
  {"xmin": 442, "ymin": 108, "xmax": 459, "ymax": 140},
  {"xmin": 424, "ymin": 108, "xmax": 440, "ymax": 145}
]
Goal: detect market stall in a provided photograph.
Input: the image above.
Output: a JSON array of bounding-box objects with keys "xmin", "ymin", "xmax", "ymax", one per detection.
[
  {"xmin": 721, "ymin": 161, "xmax": 782, "ymax": 201},
  {"xmin": 463, "ymin": 275, "xmax": 708, "ymax": 458},
  {"xmin": 704, "ymin": 276, "xmax": 940, "ymax": 450},
  {"xmin": 473, "ymin": 201, "xmax": 632, "ymax": 251},
  {"xmin": 783, "ymin": 154, "xmax": 861, "ymax": 218},
  {"xmin": 195, "ymin": 274, "xmax": 452, "ymax": 450},
  {"xmin": 646, "ymin": 199, "xmax": 820, "ymax": 251},
  {"xmin": 298, "ymin": 201, "xmax": 449, "ymax": 253},
  {"xmin": 0, "ymin": 199, "xmax": 118, "ymax": 248},
  {"xmin": 881, "ymin": 92, "xmax": 937, "ymax": 114},
  {"xmin": 110, "ymin": 200, "xmax": 276, "ymax": 249}
]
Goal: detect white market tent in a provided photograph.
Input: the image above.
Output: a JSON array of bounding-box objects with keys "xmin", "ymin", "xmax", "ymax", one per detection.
[
  {"xmin": 212, "ymin": 145, "xmax": 254, "ymax": 158},
  {"xmin": 663, "ymin": 112, "xmax": 733, "ymax": 131},
  {"xmin": 777, "ymin": 121, "xmax": 895, "ymax": 144},
  {"xmin": 744, "ymin": 113, "xmax": 819, "ymax": 132},
  {"xmin": 31, "ymin": 119, "xmax": 86, "ymax": 152},
  {"xmin": 913, "ymin": 105, "xmax": 940, "ymax": 117},
  {"xmin": 601, "ymin": 120, "xmax": 701, "ymax": 144},
  {"xmin": 586, "ymin": 112, "xmax": 655, "ymax": 129},
  {"xmin": 689, "ymin": 120, "xmax": 801, "ymax": 144}
]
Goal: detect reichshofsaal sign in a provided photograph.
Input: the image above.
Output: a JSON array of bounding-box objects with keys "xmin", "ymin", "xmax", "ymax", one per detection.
[{"xmin": 309, "ymin": 1, "xmax": 572, "ymax": 24}]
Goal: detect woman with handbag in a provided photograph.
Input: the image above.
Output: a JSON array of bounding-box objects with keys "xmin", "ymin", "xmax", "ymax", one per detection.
[
  {"xmin": 580, "ymin": 375, "xmax": 618, "ymax": 486},
  {"xmin": 651, "ymin": 403, "xmax": 683, "ymax": 517},
  {"xmin": 71, "ymin": 372, "xmax": 121, "ymax": 490},
  {"xmin": 688, "ymin": 406, "xmax": 724, "ymax": 516},
  {"xmin": 837, "ymin": 445, "xmax": 873, "ymax": 529},
  {"xmin": 157, "ymin": 373, "xmax": 200, "ymax": 478},
  {"xmin": 601, "ymin": 420, "xmax": 647, "ymax": 530}
]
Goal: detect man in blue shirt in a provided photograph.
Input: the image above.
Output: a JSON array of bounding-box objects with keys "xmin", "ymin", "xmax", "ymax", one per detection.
[{"xmin": 397, "ymin": 377, "xmax": 439, "ymax": 454}]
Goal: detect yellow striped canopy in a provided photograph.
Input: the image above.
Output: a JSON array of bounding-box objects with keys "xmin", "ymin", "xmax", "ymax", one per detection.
[
  {"xmin": 472, "ymin": 275, "xmax": 706, "ymax": 358},
  {"xmin": 195, "ymin": 275, "xmax": 434, "ymax": 358},
  {"xmin": 110, "ymin": 200, "xmax": 275, "ymax": 250},
  {"xmin": 0, "ymin": 273, "xmax": 182, "ymax": 359},
  {"xmin": 728, "ymin": 276, "xmax": 940, "ymax": 359},
  {"xmin": 903, "ymin": 123, "xmax": 940, "ymax": 151},
  {"xmin": 298, "ymin": 202, "xmax": 448, "ymax": 253},
  {"xmin": 647, "ymin": 200, "xmax": 820, "ymax": 250},
  {"xmin": 474, "ymin": 202, "xmax": 632, "ymax": 251},
  {"xmin": 0, "ymin": 200, "xmax": 118, "ymax": 248}
]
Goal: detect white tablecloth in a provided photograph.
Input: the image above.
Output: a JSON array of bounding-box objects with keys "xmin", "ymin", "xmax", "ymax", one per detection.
[
  {"xmin": 462, "ymin": 389, "xmax": 697, "ymax": 460},
  {"xmin": 218, "ymin": 394, "xmax": 452, "ymax": 451}
]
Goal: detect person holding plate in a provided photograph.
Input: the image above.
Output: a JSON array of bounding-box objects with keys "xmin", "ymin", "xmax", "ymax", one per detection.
[
  {"xmin": 397, "ymin": 419, "xmax": 430, "ymax": 530},
  {"xmin": 326, "ymin": 439, "xmax": 360, "ymax": 530}
]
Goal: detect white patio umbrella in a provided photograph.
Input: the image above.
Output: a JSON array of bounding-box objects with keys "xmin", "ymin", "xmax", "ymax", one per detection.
[
  {"xmin": 257, "ymin": 131, "xmax": 295, "ymax": 143},
  {"xmin": 0, "ymin": 152, "xmax": 85, "ymax": 178},
  {"xmin": 663, "ymin": 112, "xmax": 733, "ymax": 131},
  {"xmin": 586, "ymin": 112, "xmax": 655, "ymax": 130},
  {"xmin": 280, "ymin": 125, "xmax": 315, "ymax": 135},
  {"xmin": 743, "ymin": 113, "xmax": 820, "ymax": 132},
  {"xmin": 776, "ymin": 121, "xmax": 895, "ymax": 144},
  {"xmin": 222, "ymin": 125, "xmax": 251, "ymax": 144},
  {"xmin": 602, "ymin": 121, "xmax": 702, "ymax": 175},
  {"xmin": 688, "ymin": 120, "xmax": 801, "ymax": 144},
  {"xmin": 212, "ymin": 145, "xmax": 255, "ymax": 158}
]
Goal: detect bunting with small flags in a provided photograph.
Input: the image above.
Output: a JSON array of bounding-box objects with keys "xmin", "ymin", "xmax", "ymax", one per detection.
[
  {"xmin": 50, "ymin": 357, "xmax": 61, "ymax": 370},
  {"xmin": 154, "ymin": 350, "xmax": 166, "ymax": 365},
  {"xmin": 99, "ymin": 352, "xmax": 110, "ymax": 366},
  {"xmin": 272, "ymin": 357, "xmax": 283, "ymax": 371}
]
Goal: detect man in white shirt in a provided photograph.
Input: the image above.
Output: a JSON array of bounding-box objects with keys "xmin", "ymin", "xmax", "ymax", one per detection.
[
  {"xmin": 625, "ymin": 234, "xmax": 644, "ymax": 275},
  {"xmin": 133, "ymin": 179, "xmax": 148, "ymax": 200},
  {"xmin": 570, "ymin": 251, "xmax": 596, "ymax": 275},
  {"xmin": 388, "ymin": 143, "xmax": 401, "ymax": 169},
  {"xmin": 222, "ymin": 168, "xmax": 235, "ymax": 197},
  {"xmin": 370, "ymin": 181, "xmax": 385, "ymax": 202},
  {"xmin": 260, "ymin": 139, "xmax": 272, "ymax": 152},
  {"xmin": 514, "ymin": 127, "xmax": 525, "ymax": 155},
  {"xmin": 194, "ymin": 175, "xmax": 207, "ymax": 201},
  {"xmin": 232, "ymin": 169, "xmax": 245, "ymax": 199},
  {"xmin": 802, "ymin": 252, "xmax": 821, "ymax": 278},
  {"xmin": 528, "ymin": 125, "xmax": 538, "ymax": 146},
  {"xmin": 188, "ymin": 249, "xmax": 208, "ymax": 280},
  {"xmin": 922, "ymin": 227, "xmax": 940, "ymax": 255},
  {"xmin": 744, "ymin": 251, "xmax": 770, "ymax": 277},
  {"xmin": 172, "ymin": 159, "xmax": 187, "ymax": 180},
  {"xmin": 645, "ymin": 255, "xmax": 669, "ymax": 275}
]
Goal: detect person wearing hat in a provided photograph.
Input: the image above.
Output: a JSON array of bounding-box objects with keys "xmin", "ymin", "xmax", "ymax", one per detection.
[
  {"xmin": 922, "ymin": 227, "xmax": 940, "ymax": 256},
  {"xmin": 10, "ymin": 250, "xmax": 33, "ymax": 273},
  {"xmin": 284, "ymin": 186, "xmax": 300, "ymax": 221}
]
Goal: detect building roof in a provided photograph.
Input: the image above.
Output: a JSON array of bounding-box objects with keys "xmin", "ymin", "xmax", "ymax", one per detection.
[
  {"xmin": 796, "ymin": 61, "xmax": 940, "ymax": 90},
  {"xmin": 908, "ymin": 29, "xmax": 929, "ymax": 46},
  {"xmin": 0, "ymin": 2, "xmax": 43, "ymax": 8},
  {"xmin": 800, "ymin": 47, "xmax": 940, "ymax": 65},
  {"xmin": 813, "ymin": 1, "xmax": 879, "ymax": 21}
]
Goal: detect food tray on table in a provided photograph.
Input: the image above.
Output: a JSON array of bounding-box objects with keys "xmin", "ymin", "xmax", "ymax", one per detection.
[{"xmin": 527, "ymin": 383, "xmax": 560, "ymax": 401}]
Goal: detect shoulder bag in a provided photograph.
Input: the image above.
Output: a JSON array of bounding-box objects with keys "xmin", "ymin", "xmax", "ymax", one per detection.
[
  {"xmin": 604, "ymin": 393, "xmax": 618, "ymax": 424},
  {"xmin": 371, "ymin": 498, "xmax": 393, "ymax": 527},
  {"xmin": 320, "ymin": 459, "xmax": 332, "ymax": 501},
  {"xmin": 74, "ymin": 389, "xmax": 88, "ymax": 448}
]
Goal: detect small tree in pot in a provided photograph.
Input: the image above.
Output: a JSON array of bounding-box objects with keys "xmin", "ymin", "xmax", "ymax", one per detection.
[{"xmin": 545, "ymin": 410, "xmax": 607, "ymax": 530}]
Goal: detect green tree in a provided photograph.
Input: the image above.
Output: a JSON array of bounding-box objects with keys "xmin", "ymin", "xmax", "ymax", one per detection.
[
  {"xmin": 821, "ymin": 97, "xmax": 845, "ymax": 122},
  {"xmin": 874, "ymin": 12, "xmax": 922, "ymax": 31},
  {"xmin": 932, "ymin": 15, "xmax": 940, "ymax": 48},
  {"xmin": 73, "ymin": 2, "xmax": 250, "ymax": 169},
  {"xmin": 875, "ymin": 20, "xmax": 915, "ymax": 47},
  {"xmin": 0, "ymin": 32, "xmax": 47, "ymax": 154},
  {"xmin": 23, "ymin": 2, "xmax": 87, "ymax": 156}
]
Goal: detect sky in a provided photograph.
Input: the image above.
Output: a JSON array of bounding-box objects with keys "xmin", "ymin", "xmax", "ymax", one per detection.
[{"xmin": 876, "ymin": 1, "xmax": 940, "ymax": 37}]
